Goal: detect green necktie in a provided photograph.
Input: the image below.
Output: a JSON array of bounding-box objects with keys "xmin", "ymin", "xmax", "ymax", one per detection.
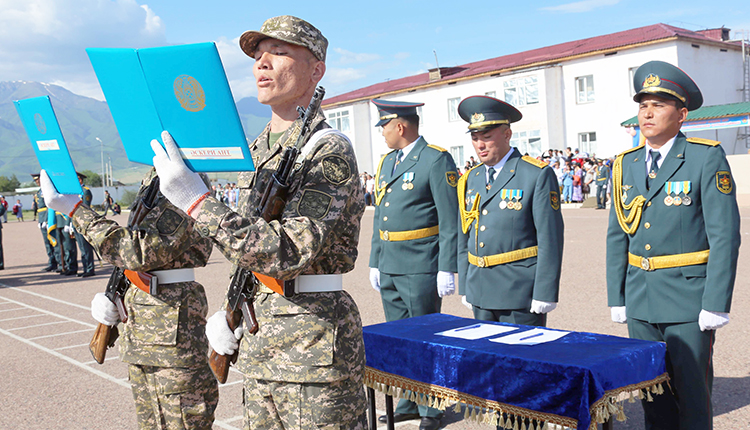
[
  {"xmin": 647, "ymin": 150, "xmax": 661, "ymax": 190},
  {"xmin": 393, "ymin": 149, "xmax": 403, "ymax": 174},
  {"xmin": 486, "ymin": 167, "xmax": 496, "ymax": 190}
]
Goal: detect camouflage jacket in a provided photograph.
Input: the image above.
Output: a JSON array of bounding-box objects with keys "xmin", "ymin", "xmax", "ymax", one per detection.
[
  {"xmin": 194, "ymin": 110, "xmax": 366, "ymax": 383},
  {"xmin": 72, "ymin": 169, "xmax": 213, "ymax": 368}
]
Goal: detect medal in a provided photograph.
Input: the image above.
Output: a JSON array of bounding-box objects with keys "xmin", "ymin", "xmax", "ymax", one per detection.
[
  {"xmin": 401, "ymin": 172, "xmax": 414, "ymax": 191},
  {"xmin": 649, "ymin": 171, "xmax": 657, "ymax": 179},
  {"xmin": 402, "ymin": 183, "xmax": 409, "ymax": 190},
  {"xmin": 514, "ymin": 201, "xmax": 523, "ymax": 211},
  {"xmin": 682, "ymin": 195, "xmax": 692, "ymax": 206},
  {"xmin": 673, "ymin": 196, "xmax": 682, "ymax": 206},
  {"xmin": 506, "ymin": 201, "xmax": 515, "ymax": 210},
  {"xmin": 499, "ymin": 201, "xmax": 507, "ymax": 210},
  {"xmin": 664, "ymin": 195, "xmax": 673, "ymax": 206},
  {"xmin": 407, "ymin": 183, "xmax": 414, "ymax": 190},
  {"xmin": 621, "ymin": 191, "xmax": 628, "ymax": 202}
]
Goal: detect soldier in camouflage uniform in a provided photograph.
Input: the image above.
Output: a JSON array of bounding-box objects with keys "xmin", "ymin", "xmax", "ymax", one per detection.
[
  {"xmin": 150, "ymin": 15, "xmax": 368, "ymax": 430},
  {"xmin": 40, "ymin": 168, "xmax": 218, "ymax": 430}
]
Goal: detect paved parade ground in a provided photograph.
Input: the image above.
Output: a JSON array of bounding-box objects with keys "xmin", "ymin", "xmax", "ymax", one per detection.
[{"xmin": 1, "ymin": 206, "xmax": 748, "ymax": 429}]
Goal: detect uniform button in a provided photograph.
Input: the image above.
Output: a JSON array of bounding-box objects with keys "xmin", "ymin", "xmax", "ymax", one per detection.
[
  {"xmin": 480, "ymin": 225, "xmax": 486, "ymax": 232},
  {"xmin": 482, "ymin": 209, "xmax": 488, "ymax": 215},
  {"xmin": 645, "ymin": 244, "xmax": 651, "ymax": 251},
  {"xmin": 201, "ymin": 227, "xmax": 209, "ymax": 236},
  {"xmin": 644, "ymin": 222, "xmax": 651, "ymax": 229},
  {"xmin": 387, "ymin": 188, "xmax": 392, "ymax": 193},
  {"xmin": 384, "ymin": 202, "xmax": 390, "ymax": 207},
  {"xmin": 647, "ymin": 201, "xmax": 652, "ymax": 207},
  {"xmin": 383, "ymin": 216, "xmax": 388, "ymax": 221},
  {"xmin": 479, "ymin": 242, "xmax": 485, "ymax": 248}
]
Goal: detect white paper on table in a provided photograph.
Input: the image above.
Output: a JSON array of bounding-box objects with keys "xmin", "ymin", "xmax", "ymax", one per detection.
[
  {"xmin": 489, "ymin": 327, "xmax": 570, "ymax": 345},
  {"xmin": 436, "ymin": 323, "xmax": 518, "ymax": 340}
]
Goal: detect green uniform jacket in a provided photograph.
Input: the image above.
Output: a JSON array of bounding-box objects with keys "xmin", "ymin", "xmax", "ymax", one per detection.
[
  {"xmin": 606, "ymin": 133, "xmax": 741, "ymax": 323},
  {"xmin": 596, "ymin": 165, "xmax": 610, "ymax": 184},
  {"xmin": 73, "ymin": 169, "xmax": 214, "ymax": 367},
  {"xmin": 80, "ymin": 186, "xmax": 93, "ymax": 207},
  {"xmin": 458, "ymin": 150, "xmax": 564, "ymax": 310},
  {"xmin": 369, "ymin": 137, "xmax": 459, "ymax": 274}
]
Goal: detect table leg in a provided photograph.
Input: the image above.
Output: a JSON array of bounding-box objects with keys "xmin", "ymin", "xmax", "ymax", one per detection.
[
  {"xmin": 385, "ymin": 393, "xmax": 395, "ymax": 430},
  {"xmin": 367, "ymin": 387, "xmax": 376, "ymax": 430}
]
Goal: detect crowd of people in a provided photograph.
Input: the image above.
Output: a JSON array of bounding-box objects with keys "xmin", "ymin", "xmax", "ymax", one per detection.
[{"xmin": 212, "ymin": 182, "xmax": 239, "ymax": 209}]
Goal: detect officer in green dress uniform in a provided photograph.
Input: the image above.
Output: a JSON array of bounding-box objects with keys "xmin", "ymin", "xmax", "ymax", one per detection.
[
  {"xmin": 74, "ymin": 172, "xmax": 96, "ymax": 277},
  {"xmin": 595, "ymin": 159, "xmax": 610, "ymax": 209},
  {"xmin": 456, "ymin": 96, "xmax": 564, "ymax": 327},
  {"xmin": 606, "ymin": 60, "xmax": 741, "ymax": 430},
  {"xmin": 56, "ymin": 209, "xmax": 78, "ymax": 275},
  {"xmin": 369, "ymin": 99, "xmax": 459, "ymax": 430},
  {"xmin": 32, "ymin": 173, "xmax": 59, "ymax": 272}
]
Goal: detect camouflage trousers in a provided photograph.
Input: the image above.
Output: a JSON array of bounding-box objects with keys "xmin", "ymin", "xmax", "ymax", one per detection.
[
  {"xmin": 129, "ymin": 363, "xmax": 219, "ymax": 430},
  {"xmin": 242, "ymin": 376, "xmax": 368, "ymax": 430}
]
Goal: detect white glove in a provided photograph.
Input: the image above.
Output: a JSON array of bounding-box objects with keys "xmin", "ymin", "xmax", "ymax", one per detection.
[
  {"xmin": 206, "ymin": 311, "xmax": 243, "ymax": 356},
  {"xmin": 698, "ymin": 310, "xmax": 730, "ymax": 331},
  {"xmin": 38, "ymin": 222, "xmax": 43, "ymax": 229},
  {"xmin": 530, "ymin": 299, "xmax": 557, "ymax": 314},
  {"xmin": 437, "ymin": 271, "xmax": 456, "ymax": 297},
  {"xmin": 461, "ymin": 295, "xmax": 473, "ymax": 311},
  {"xmin": 40, "ymin": 170, "xmax": 81, "ymax": 215},
  {"xmin": 610, "ymin": 306, "xmax": 627, "ymax": 324},
  {"xmin": 91, "ymin": 293, "xmax": 120, "ymax": 326},
  {"xmin": 369, "ymin": 268, "xmax": 381, "ymax": 293},
  {"xmin": 63, "ymin": 225, "xmax": 71, "ymax": 234},
  {"xmin": 42, "ymin": 221, "xmax": 47, "ymax": 229},
  {"xmin": 151, "ymin": 131, "xmax": 209, "ymax": 213}
]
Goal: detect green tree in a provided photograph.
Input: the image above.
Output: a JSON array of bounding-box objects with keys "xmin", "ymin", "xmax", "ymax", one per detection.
[
  {"xmin": 79, "ymin": 170, "xmax": 103, "ymax": 188},
  {"xmin": 0, "ymin": 175, "xmax": 21, "ymax": 193}
]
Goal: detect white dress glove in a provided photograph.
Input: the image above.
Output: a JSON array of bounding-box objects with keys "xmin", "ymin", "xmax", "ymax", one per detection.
[
  {"xmin": 698, "ymin": 310, "xmax": 730, "ymax": 331},
  {"xmin": 151, "ymin": 131, "xmax": 209, "ymax": 213},
  {"xmin": 91, "ymin": 292, "xmax": 120, "ymax": 326},
  {"xmin": 461, "ymin": 296, "xmax": 473, "ymax": 311},
  {"xmin": 437, "ymin": 271, "xmax": 456, "ymax": 297},
  {"xmin": 610, "ymin": 306, "xmax": 627, "ymax": 324},
  {"xmin": 42, "ymin": 221, "xmax": 47, "ymax": 229},
  {"xmin": 369, "ymin": 268, "xmax": 381, "ymax": 293},
  {"xmin": 530, "ymin": 300, "xmax": 557, "ymax": 314},
  {"xmin": 40, "ymin": 170, "xmax": 82, "ymax": 215},
  {"xmin": 206, "ymin": 311, "xmax": 243, "ymax": 356}
]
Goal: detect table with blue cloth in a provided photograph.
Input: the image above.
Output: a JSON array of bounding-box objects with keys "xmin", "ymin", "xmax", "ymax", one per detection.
[{"xmin": 364, "ymin": 314, "xmax": 668, "ymax": 430}]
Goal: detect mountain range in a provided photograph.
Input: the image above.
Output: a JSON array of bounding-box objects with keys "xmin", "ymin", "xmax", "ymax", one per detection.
[{"xmin": 0, "ymin": 81, "xmax": 270, "ymax": 184}]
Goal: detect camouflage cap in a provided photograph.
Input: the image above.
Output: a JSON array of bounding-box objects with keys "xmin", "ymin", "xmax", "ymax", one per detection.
[{"xmin": 239, "ymin": 15, "xmax": 328, "ymax": 62}]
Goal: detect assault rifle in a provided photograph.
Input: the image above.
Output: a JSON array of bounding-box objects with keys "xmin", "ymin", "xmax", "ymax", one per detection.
[
  {"xmin": 89, "ymin": 177, "xmax": 160, "ymax": 364},
  {"xmin": 208, "ymin": 86, "xmax": 325, "ymax": 383}
]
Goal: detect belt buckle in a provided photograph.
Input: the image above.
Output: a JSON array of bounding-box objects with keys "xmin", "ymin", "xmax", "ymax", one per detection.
[
  {"xmin": 640, "ymin": 257, "xmax": 653, "ymax": 271},
  {"xmin": 383, "ymin": 230, "xmax": 390, "ymax": 241},
  {"xmin": 477, "ymin": 256, "xmax": 486, "ymax": 268}
]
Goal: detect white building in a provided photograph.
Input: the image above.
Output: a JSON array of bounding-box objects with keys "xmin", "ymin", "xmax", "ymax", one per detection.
[{"xmin": 322, "ymin": 24, "xmax": 749, "ymax": 175}]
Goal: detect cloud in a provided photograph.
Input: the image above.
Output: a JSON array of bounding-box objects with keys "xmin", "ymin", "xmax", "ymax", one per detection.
[
  {"xmin": 324, "ymin": 67, "xmax": 367, "ymax": 85},
  {"xmin": 332, "ymin": 48, "xmax": 381, "ymax": 64},
  {"xmin": 394, "ymin": 52, "xmax": 411, "ymax": 60},
  {"xmin": 215, "ymin": 36, "xmax": 258, "ymax": 100},
  {"xmin": 0, "ymin": 0, "xmax": 167, "ymax": 99},
  {"xmin": 540, "ymin": 0, "xmax": 620, "ymax": 13}
]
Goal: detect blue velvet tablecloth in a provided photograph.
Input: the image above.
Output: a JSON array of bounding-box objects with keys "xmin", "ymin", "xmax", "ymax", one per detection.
[{"xmin": 363, "ymin": 314, "xmax": 668, "ymax": 429}]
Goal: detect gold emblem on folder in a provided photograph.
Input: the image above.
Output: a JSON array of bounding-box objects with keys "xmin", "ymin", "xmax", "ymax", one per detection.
[{"xmin": 174, "ymin": 75, "xmax": 206, "ymax": 112}]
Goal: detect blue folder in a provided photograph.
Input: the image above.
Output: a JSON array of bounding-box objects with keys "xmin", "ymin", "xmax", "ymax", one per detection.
[
  {"xmin": 87, "ymin": 42, "xmax": 255, "ymax": 172},
  {"xmin": 13, "ymin": 96, "xmax": 83, "ymax": 195}
]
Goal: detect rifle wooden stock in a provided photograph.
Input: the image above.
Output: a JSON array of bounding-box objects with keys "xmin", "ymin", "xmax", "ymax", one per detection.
[
  {"xmin": 208, "ymin": 301, "xmax": 258, "ymax": 383},
  {"xmin": 89, "ymin": 323, "xmax": 119, "ymax": 364}
]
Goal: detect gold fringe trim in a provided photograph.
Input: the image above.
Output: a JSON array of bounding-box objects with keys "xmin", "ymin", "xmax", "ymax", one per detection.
[
  {"xmin": 588, "ymin": 373, "xmax": 670, "ymax": 430},
  {"xmin": 365, "ymin": 367, "xmax": 577, "ymax": 428}
]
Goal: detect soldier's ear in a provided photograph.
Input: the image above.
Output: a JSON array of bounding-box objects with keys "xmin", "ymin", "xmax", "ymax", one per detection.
[
  {"xmin": 310, "ymin": 61, "xmax": 326, "ymax": 84},
  {"xmin": 677, "ymin": 106, "xmax": 688, "ymax": 125}
]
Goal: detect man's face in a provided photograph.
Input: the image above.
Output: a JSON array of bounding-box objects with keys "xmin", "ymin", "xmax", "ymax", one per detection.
[
  {"xmin": 637, "ymin": 95, "xmax": 687, "ymax": 144},
  {"xmin": 253, "ymin": 39, "xmax": 322, "ymax": 108},
  {"xmin": 471, "ymin": 125, "xmax": 512, "ymax": 166},
  {"xmin": 380, "ymin": 119, "xmax": 401, "ymax": 150}
]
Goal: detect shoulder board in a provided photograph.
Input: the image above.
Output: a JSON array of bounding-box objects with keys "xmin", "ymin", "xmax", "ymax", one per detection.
[
  {"xmin": 618, "ymin": 144, "xmax": 643, "ymax": 158},
  {"xmin": 426, "ymin": 144, "xmax": 447, "ymax": 152},
  {"xmin": 687, "ymin": 137, "xmax": 720, "ymax": 147},
  {"xmin": 521, "ymin": 155, "xmax": 547, "ymax": 169}
]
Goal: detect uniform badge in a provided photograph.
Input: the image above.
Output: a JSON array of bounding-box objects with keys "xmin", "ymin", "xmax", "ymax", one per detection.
[
  {"xmin": 471, "ymin": 112, "xmax": 485, "ymax": 124},
  {"xmin": 550, "ymin": 191, "xmax": 560, "ymax": 210},
  {"xmin": 446, "ymin": 171, "xmax": 458, "ymax": 188},
  {"xmin": 321, "ymin": 155, "xmax": 351, "ymax": 185},
  {"xmin": 297, "ymin": 189, "xmax": 332, "ymax": 219},
  {"xmin": 716, "ymin": 171, "xmax": 733, "ymax": 194},
  {"xmin": 643, "ymin": 73, "xmax": 661, "ymax": 88}
]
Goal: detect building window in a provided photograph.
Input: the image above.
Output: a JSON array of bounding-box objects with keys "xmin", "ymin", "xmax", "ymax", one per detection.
[
  {"xmin": 503, "ymin": 76, "xmax": 539, "ymax": 107},
  {"xmin": 576, "ymin": 75, "xmax": 595, "ymax": 103},
  {"xmin": 578, "ymin": 132, "xmax": 597, "ymax": 154},
  {"xmin": 416, "ymin": 105, "xmax": 424, "ymax": 124},
  {"xmin": 628, "ymin": 67, "xmax": 638, "ymax": 97},
  {"xmin": 510, "ymin": 130, "xmax": 542, "ymax": 157},
  {"xmin": 450, "ymin": 146, "xmax": 464, "ymax": 169},
  {"xmin": 328, "ymin": 110, "xmax": 350, "ymax": 132},
  {"xmin": 485, "ymin": 91, "xmax": 496, "ymax": 98},
  {"xmin": 448, "ymin": 97, "xmax": 461, "ymax": 121}
]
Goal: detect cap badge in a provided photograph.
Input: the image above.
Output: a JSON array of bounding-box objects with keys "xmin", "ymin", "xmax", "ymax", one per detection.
[
  {"xmin": 643, "ymin": 74, "xmax": 661, "ymax": 88},
  {"xmin": 471, "ymin": 113, "xmax": 485, "ymax": 124}
]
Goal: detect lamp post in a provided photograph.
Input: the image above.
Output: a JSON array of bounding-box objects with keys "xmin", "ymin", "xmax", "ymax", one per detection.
[{"xmin": 96, "ymin": 137, "xmax": 105, "ymax": 189}]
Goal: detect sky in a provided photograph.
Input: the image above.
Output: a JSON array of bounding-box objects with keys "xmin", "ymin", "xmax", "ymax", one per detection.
[{"xmin": 1, "ymin": 0, "xmax": 749, "ymax": 102}]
